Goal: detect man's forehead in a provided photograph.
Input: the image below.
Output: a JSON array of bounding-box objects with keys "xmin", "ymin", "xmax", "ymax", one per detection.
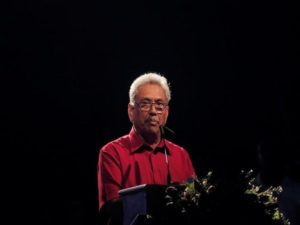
[
  {"xmin": 139, "ymin": 97, "xmax": 165, "ymax": 102},
  {"xmin": 137, "ymin": 84, "xmax": 165, "ymax": 95}
]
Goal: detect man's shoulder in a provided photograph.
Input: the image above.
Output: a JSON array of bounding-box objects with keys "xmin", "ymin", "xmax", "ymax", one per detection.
[
  {"xmin": 101, "ymin": 134, "xmax": 130, "ymax": 151},
  {"xmin": 165, "ymin": 140, "xmax": 192, "ymax": 161},
  {"xmin": 165, "ymin": 139, "xmax": 186, "ymax": 152}
]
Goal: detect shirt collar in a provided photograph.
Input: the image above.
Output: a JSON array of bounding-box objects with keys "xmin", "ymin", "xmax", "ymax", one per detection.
[{"xmin": 128, "ymin": 127, "xmax": 170, "ymax": 154}]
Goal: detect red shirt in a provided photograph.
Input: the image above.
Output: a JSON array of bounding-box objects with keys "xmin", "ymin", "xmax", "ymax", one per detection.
[{"xmin": 97, "ymin": 127, "xmax": 196, "ymax": 209}]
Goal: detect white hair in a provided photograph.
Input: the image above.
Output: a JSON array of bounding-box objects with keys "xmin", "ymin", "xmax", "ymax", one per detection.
[{"xmin": 129, "ymin": 72, "xmax": 171, "ymax": 105}]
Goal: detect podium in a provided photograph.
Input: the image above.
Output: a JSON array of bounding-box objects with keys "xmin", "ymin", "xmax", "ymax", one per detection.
[{"xmin": 119, "ymin": 184, "xmax": 167, "ymax": 225}]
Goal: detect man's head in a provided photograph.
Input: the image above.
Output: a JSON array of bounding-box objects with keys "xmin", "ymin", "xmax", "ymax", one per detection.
[{"xmin": 128, "ymin": 73, "xmax": 171, "ymax": 142}]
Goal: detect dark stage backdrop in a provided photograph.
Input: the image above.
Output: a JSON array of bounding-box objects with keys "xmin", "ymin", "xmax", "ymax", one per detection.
[{"xmin": 2, "ymin": 0, "xmax": 297, "ymax": 224}]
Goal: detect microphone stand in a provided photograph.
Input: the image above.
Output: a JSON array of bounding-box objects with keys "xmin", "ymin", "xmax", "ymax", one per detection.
[{"xmin": 160, "ymin": 126, "xmax": 172, "ymax": 185}]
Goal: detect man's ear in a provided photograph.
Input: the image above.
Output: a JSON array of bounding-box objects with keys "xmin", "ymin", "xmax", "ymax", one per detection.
[{"xmin": 128, "ymin": 103, "xmax": 134, "ymax": 123}]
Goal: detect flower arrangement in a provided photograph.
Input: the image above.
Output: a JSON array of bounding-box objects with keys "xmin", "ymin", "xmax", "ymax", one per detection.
[{"xmin": 164, "ymin": 169, "xmax": 290, "ymax": 225}]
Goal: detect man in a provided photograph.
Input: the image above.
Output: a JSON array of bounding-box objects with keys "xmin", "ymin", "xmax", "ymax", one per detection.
[{"xmin": 97, "ymin": 72, "xmax": 196, "ymax": 223}]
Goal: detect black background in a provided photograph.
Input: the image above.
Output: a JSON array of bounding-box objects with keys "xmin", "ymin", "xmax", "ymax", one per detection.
[{"xmin": 2, "ymin": 0, "xmax": 298, "ymax": 224}]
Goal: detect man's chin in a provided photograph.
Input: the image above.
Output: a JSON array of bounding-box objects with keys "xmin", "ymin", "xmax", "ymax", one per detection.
[{"xmin": 146, "ymin": 125, "xmax": 160, "ymax": 135}]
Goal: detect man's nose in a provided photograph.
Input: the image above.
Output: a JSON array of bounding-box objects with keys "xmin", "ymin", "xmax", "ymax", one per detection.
[{"xmin": 149, "ymin": 103, "xmax": 158, "ymax": 113}]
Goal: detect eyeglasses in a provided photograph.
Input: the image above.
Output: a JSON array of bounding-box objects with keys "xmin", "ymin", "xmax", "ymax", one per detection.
[{"xmin": 135, "ymin": 101, "xmax": 168, "ymax": 113}]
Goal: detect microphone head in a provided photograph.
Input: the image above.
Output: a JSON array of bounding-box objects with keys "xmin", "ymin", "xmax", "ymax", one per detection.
[
  {"xmin": 160, "ymin": 126, "xmax": 176, "ymax": 139},
  {"xmin": 164, "ymin": 126, "xmax": 176, "ymax": 136}
]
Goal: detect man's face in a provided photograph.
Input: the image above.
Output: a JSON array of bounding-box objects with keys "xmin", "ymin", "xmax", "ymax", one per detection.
[{"xmin": 128, "ymin": 83, "xmax": 169, "ymax": 137}]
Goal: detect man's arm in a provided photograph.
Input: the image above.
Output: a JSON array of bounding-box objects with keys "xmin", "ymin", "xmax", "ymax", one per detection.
[
  {"xmin": 97, "ymin": 145, "xmax": 124, "ymax": 224},
  {"xmin": 98, "ymin": 145, "xmax": 123, "ymax": 209}
]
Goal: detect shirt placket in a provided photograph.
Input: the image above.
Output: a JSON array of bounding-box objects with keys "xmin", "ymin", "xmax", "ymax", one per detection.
[{"xmin": 148, "ymin": 151, "xmax": 155, "ymax": 183}]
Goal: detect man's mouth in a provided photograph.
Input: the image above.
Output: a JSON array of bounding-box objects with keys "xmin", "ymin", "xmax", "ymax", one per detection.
[
  {"xmin": 148, "ymin": 118, "xmax": 159, "ymax": 126},
  {"xmin": 150, "ymin": 121, "xmax": 158, "ymax": 125}
]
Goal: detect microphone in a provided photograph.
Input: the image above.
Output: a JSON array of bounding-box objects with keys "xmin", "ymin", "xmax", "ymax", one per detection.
[
  {"xmin": 160, "ymin": 126, "xmax": 172, "ymax": 185},
  {"xmin": 163, "ymin": 126, "xmax": 176, "ymax": 136},
  {"xmin": 160, "ymin": 125, "xmax": 166, "ymax": 139}
]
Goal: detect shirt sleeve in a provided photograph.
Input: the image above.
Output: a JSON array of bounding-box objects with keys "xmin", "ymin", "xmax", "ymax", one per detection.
[
  {"xmin": 97, "ymin": 143, "xmax": 123, "ymax": 209},
  {"xmin": 183, "ymin": 147, "xmax": 197, "ymax": 179}
]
